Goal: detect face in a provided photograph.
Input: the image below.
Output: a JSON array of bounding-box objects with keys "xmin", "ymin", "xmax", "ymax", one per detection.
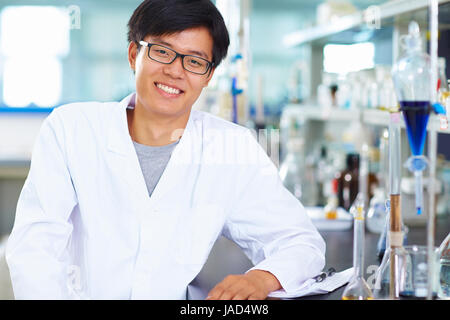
[{"xmin": 128, "ymin": 27, "xmax": 215, "ymax": 119}]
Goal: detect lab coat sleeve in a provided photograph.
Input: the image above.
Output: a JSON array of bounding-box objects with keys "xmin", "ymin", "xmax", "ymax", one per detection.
[
  {"xmin": 5, "ymin": 110, "xmax": 79, "ymax": 299},
  {"xmin": 222, "ymin": 129, "xmax": 326, "ymax": 297}
]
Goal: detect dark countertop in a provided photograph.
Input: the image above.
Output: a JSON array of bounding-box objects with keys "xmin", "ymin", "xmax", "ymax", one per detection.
[{"xmin": 188, "ymin": 216, "xmax": 450, "ymax": 300}]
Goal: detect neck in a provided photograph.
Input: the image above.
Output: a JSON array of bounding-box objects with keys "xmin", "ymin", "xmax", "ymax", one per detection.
[{"xmin": 127, "ymin": 101, "xmax": 190, "ymax": 147}]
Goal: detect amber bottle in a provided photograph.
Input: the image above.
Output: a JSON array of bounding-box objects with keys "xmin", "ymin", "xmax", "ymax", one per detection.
[{"xmin": 337, "ymin": 153, "xmax": 360, "ymax": 211}]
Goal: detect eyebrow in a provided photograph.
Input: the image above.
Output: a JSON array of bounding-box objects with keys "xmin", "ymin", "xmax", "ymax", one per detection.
[{"xmin": 152, "ymin": 38, "xmax": 211, "ymax": 61}]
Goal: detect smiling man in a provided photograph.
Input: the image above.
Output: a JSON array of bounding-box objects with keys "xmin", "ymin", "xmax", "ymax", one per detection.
[{"xmin": 6, "ymin": 0, "xmax": 325, "ymax": 300}]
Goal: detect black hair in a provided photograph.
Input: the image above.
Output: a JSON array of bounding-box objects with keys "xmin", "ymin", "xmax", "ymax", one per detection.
[{"xmin": 127, "ymin": 0, "xmax": 230, "ymax": 67}]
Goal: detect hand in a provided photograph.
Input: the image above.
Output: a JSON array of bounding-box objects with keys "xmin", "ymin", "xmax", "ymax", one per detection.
[{"xmin": 206, "ymin": 269, "xmax": 281, "ymax": 300}]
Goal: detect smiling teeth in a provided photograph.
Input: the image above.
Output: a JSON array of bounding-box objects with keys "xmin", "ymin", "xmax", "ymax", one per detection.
[{"xmin": 157, "ymin": 83, "xmax": 181, "ymax": 94}]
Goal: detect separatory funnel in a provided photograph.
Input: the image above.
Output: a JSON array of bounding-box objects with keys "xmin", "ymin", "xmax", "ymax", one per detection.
[{"xmin": 391, "ymin": 21, "xmax": 439, "ymax": 216}]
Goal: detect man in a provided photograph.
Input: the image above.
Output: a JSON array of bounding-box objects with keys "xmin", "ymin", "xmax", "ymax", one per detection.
[{"xmin": 6, "ymin": 0, "xmax": 325, "ymax": 300}]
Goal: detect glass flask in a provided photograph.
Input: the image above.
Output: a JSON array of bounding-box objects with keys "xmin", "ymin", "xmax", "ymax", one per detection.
[
  {"xmin": 342, "ymin": 194, "xmax": 374, "ymax": 300},
  {"xmin": 373, "ymin": 244, "xmax": 409, "ymax": 299},
  {"xmin": 376, "ymin": 200, "xmax": 409, "ymax": 261},
  {"xmin": 438, "ymin": 233, "xmax": 450, "ymax": 299},
  {"xmin": 373, "ymin": 191, "xmax": 409, "ymax": 299}
]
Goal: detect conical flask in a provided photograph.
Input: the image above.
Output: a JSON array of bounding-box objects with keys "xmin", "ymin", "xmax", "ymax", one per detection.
[
  {"xmin": 373, "ymin": 231, "xmax": 410, "ymax": 299},
  {"xmin": 342, "ymin": 193, "xmax": 373, "ymax": 300},
  {"xmin": 373, "ymin": 193, "xmax": 410, "ymax": 299}
]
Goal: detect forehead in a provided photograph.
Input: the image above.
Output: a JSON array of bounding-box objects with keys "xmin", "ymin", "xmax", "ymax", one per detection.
[{"xmin": 144, "ymin": 27, "xmax": 213, "ymax": 60}]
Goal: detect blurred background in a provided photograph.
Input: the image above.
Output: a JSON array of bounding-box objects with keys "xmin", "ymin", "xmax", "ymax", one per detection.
[{"xmin": 0, "ymin": 0, "xmax": 449, "ymax": 300}]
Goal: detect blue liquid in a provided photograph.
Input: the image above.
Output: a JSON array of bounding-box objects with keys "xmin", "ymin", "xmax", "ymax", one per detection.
[{"xmin": 400, "ymin": 101, "xmax": 430, "ymax": 156}]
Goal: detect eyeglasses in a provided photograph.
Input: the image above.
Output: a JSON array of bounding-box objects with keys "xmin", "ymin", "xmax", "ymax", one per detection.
[{"xmin": 139, "ymin": 41, "xmax": 214, "ymax": 75}]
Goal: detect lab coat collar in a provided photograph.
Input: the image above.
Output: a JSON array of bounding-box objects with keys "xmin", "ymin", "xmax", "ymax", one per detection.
[
  {"xmin": 106, "ymin": 92, "xmax": 200, "ymax": 204},
  {"xmin": 107, "ymin": 92, "xmax": 196, "ymax": 156}
]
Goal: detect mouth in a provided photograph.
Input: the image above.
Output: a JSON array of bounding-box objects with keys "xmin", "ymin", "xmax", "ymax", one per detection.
[{"xmin": 154, "ymin": 82, "xmax": 184, "ymax": 96}]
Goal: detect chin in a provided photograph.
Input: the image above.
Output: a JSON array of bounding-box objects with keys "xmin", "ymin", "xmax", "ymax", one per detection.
[{"xmin": 152, "ymin": 103, "xmax": 190, "ymax": 118}]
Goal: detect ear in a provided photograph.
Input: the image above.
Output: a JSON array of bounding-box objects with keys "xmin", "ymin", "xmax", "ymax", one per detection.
[
  {"xmin": 128, "ymin": 42, "xmax": 139, "ymax": 72},
  {"xmin": 203, "ymin": 67, "xmax": 216, "ymax": 88}
]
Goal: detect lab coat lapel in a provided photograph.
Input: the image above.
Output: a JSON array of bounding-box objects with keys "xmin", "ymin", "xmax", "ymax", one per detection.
[
  {"xmin": 147, "ymin": 109, "xmax": 201, "ymax": 206},
  {"xmin": 106, "ymin": 93, "xmax": 149, "ymax": 203},
  {"xmin": 106, "ymin": 93, "xmax": 202, "ymax": 209}
]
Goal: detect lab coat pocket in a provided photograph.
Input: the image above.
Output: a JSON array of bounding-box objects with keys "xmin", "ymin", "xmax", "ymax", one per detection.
[{"xmin": 173, "ymin": 203, "xmax": 225, "ymax": 266}]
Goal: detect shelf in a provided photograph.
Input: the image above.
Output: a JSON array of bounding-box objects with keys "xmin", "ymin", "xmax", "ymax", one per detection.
[
  {"xmin": 363, "ymin": 108, "xmax": 450, "ymax": 134},
  {"xmin": 283, "ymin": 104, "xmax": 450, "ymax": 134},
  {"xmin": 282, "ymin": 0, "xmax": 450, "ymax": 47},
  {"xmin": 283, "ymin": 104, "xmax": 360, "ymax": 122}
]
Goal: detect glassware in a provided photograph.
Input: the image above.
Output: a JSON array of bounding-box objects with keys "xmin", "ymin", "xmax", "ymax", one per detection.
[
  {"xmin": 303, "ymin": 153, "xmax": 319, "ymax": 206},
  {"xmin": 324, "ymin": 178, "xmax": 338, "ymax": 220},
  {"xmin": 392, "ymin": 21, "xmax": 432, "ymax": 216},
  {"xmin": 280, "ymin": 119, "xmax": 306, "ymax": 202},
  {"xmin": 316, "ymin": 146, "xmax": 329, "ymax": 206},
  {"xmin": 374, "ymin": 244, "xmax": 409, "ymax": 299},
  {"xmin": 438, "ymin": 233, "xmax": 450, "ymax": 299},
  {"xmin": 373, "ymin": 111, "xmax": 406, "ymax": 299},
  {"xmin": 366, "ymin": 187, "xmax": 387, "ymax": 234},
  {"xmin": 336, "ymin": 153, "xmax": 360, "ymax": 211},
  {"xmin": 400, "ymin": 245, "xmax": 439, "ymax": 299},
  {"xmin": 342, "ymin": 193, "xmax": 374, "ymax": 300},
  {"xmin": 279, "ymin": 136, "xmax": 305, "ymax": 201}
]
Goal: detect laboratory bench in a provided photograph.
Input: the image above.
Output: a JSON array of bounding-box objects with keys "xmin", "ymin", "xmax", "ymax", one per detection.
[
  {"xmin": 298, "ymin": 215, "xmax": 450, "ymax": 300},
  {"xmin": 189, "ymin": 215, "xmax": 450, "ymax": 300}
]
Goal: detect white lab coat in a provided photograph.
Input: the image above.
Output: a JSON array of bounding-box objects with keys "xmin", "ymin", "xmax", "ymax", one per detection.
[{"xmin": 6, "ymin": 93, "xmax": 325, "ymax": 300}]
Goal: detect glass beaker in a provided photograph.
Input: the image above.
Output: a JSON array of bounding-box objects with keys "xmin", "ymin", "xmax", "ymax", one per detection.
[
  {"xmin": 438, "ymin": 233, "xmax": 450, "ymax": 299},
  {"xmin": 374, "ymin": 244, "xmax": 439, "ymax": 299},
  {"xmin": 400, "ymin": 245, "xmax": 439, "ymax": 299}
]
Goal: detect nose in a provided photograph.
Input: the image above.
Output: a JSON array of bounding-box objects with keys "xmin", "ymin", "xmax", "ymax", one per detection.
[{"xmin": 163, "ymin": 56, "xmax": 184, "ymax": 78}]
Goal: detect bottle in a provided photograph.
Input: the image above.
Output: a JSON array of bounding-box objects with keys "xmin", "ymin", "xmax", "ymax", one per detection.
[
  {"xmin": 279, "ymin": 136, "xmax": 305, "ymax": 201},
  {"xmin": 342, "ymin": 193, "xmax": 373, "ymax": 300},
  {"xmin": 302, "ymin": 152, "xmax": 319, "ymax": 206},
  {"xmin": 438, "ymin": 233, "xmax": 450, "ymax": 299},
  {"xmin": 337, "ymin": 153, "xmax": 360, "ymax": 211},
  {"xmin": 324, "ymin": 178, "xmax": 339, "ymax": 220},
  {"xmin": 316, "ymin": 146, "xmax": 329, "ymax": 206}
]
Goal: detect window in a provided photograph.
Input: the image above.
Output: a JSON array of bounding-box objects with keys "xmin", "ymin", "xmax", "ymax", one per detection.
[{"xmin": 0, "ymin": 6, "xmax": 70, "ymax": 108}]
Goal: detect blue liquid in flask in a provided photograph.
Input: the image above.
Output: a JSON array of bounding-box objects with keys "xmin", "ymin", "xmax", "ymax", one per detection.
[{"xmin": 400, "ymin": 101, "xmax": 430, "ymax": 156}]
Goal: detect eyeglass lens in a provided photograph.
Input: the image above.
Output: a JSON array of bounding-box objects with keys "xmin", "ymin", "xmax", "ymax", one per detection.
[{"xmin": 148, "ymin": 44, "xmax": 209, "ymax": 74}]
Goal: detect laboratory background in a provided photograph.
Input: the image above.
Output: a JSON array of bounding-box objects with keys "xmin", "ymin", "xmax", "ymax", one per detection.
[{"xmin": 0, "ymin": 0, "xmax": 449, "ymax": 300}]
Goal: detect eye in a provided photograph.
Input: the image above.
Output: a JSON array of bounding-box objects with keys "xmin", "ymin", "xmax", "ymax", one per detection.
[
  {"xmin": 186, "ymin": 57, "xmax": 206, "ymax": 68},
  {"xmin": 189, "ymin": 59, "xmax": 202, "ymax": 66},
  {"xmin": 155, "ymin": 49, "xmax": 168, "ymax": 56}
]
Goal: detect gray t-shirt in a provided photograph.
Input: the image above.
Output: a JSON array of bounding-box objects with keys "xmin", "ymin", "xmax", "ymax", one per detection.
[{"xmin": 132, "ymin": 140, "xmax": 179, "ymax": 196}]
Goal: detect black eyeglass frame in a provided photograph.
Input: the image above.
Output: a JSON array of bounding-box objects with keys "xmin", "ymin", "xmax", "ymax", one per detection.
[{"xmin": 139, "ymin": 40, "xmax": 215, "ymax": 76}]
